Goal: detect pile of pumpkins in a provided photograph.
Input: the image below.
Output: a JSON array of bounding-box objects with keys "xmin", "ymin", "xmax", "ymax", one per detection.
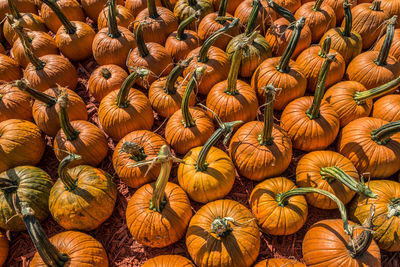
[{"xmin": 0, "ymin": 0, "xmax": 400, "ymax": 265}]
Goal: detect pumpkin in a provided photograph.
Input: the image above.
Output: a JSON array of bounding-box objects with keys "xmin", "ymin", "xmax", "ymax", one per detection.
[
  {"xmin": 92, "ymin": 0, "xmax": 136, "ymax": 68},
  {"xmin": 325, "ymin": 0, "xmax": 358, "ymax": 24},
  {"xmin": 183, "ymin": 19, "xmax": 237, "ymax": 95},
  {"xmin": 280, "ymin": 54, "xmax": 340, "ymax": 151},
  {"xmin": 349, "ymin": 180, "xmax": 400, "ymax": 251},
  {"xmin": 0, "ymin": 54, "xmax": 22, "ymax": 82},
  {"xmin": 337, "ymin": 117, "xmax": 400, "ymax": 178},
  {"xmin": 252, "ymin": 17, "xmax": 307, "ymax": 110},
  {"xmin": 173, "ymin": 0, "xmax": 214, "ymax": 31},
  {"xmin": 229, "ymin": 85, "xmax": 292, "ymax": 181},
  {"xmin": 206, "ymin": 44, "xmax": 258, "ymax": 123},
  {"xmin": 177, "ymin": 119, "xmax": 240, "ymax": 203},
  {"xmin": 346, "ymin": 16, "xmax": 400, "ymax": 90},
  {"xmin": 81, "ymin": 0, "xmax": 124, "ymax": 21},
  {"xmin": 374, "ymin": 28, "xmax": 400, "ymax": 61},
  {"xmin": 372, "ymin": 94, "xmax": 400, "ymax": 122},
  {"xmin": 324, "ymin": 75, "xmax": 400, "ymax": 127},
  {"xmin": 0, "ymin": 0, "xmax": 36, "ymax": 21},
  {"xmin": 165, "ymin": 11, "xmax": 202, "ymax": 62},
  {"xmin": 0, "ymin": 231, "xmax": 7, "ymax": 266},
  {"xmin": 265, "ymin": 0, "xmax": 312, "ymax": 57},
  {"xmin": 381, "ymin": 0, "xmax": 400, "ymax": 27},
  {"xmin": 125, "ymin": 0, "xmax": 162, "ymax": 18},
  {"xmin": 15, "ymin": 80, "xmax": 87, "ymax": 137},
  {"xmin": 319, "ymin": 0, "xmax": 362, "ymax": 64},
  {"xmin": 0, "ymin": 119, "xmax": 45, "ymax": 174},
  {"xmin": 134, "ymin": 0, "xmax": 178, "ymax": 44},
  {"xmin": 254, "ymin": 258, "xmax": 306, "ymax": 267},
  {"xmin": 349, "ymin": 1, "xmax": 389, "ymax": 49},
  {"xmin": 296, "ymin": 37, "xmax": 345, "ymax": 92},
  {"xmin": 40, "ymin": 0, "xmax": 85, "ymax": 33},
  {"xmin": 227, "ymin": 0, "xmax": 273, "ymax": 78},
  {"xmin": 113, "ymin": 130, "xmax": 167, "ymax": 188},
  {"xmin": 97, "ymin": 2, "xmax": 134, "ymax": 29},
  {"xmin": 143, "ymin": 255, "xmax": 194, "ymax": 267},
  {"xmin": 99, "ymin": 68, "xmax": 154, "ymax": 141},
  {"xmin": 148, "ymin": 57, "xmax": 196, "ymax": 118},
  {"xmin": 234, "ymin": 0, "xmax": 276, "ymax": 35},
  {"xmin": 165, "ymin": 67, "xmax": 214, "ymax": 154},
  {"xmin": 0, "ymin": 166, "xmax": 52, "ymax": 231},
  {"xmin": 0, "ymin": 83, "xmax": 32, "ymax": 123},
  {"xmin": 54, "ymin": 91, "xmax": 108, "ymax": 167},
  {"xmin": 126, "ymin": 145, "xmax": 192, "ymax": 248},
  {"xmin": 274, "ymin": 0, "xmax": 301, "ymax": 13},
  {"xmin": 211, "ymin": 0, "xmax": 241, "ymax": 15},
  {"xmin": 186, "ymin": 199, "xmax": 260, "ymax": 267},
  {"xmin": 128, "ymin": 22, "xmax": 174, "ymax": 87}
]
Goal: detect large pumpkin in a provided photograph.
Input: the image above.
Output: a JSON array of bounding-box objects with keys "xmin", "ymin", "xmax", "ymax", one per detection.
[
  {"xmin": 0, "ymin": 83, "xmax": 32, "ymax": 123},
  {"xmin": 142, "ymin": 255, "xmax": 194, "ymax": 267},
  {"xmin": 0, "ymin": 230, "xmax": 7, "ymax": 266}
]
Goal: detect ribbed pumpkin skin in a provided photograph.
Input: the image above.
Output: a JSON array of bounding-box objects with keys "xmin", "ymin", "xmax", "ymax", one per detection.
[
  {"xmin": 349, "ymin": 180, "xmax": 400, "ymax": 252},
  {"xmin": 98, "ymin": 89, "xmax": 154, "ymax": 141},
  {"xmin": 0, "ymin": 166, "xmax": 53, "ymax": 231},
  {"xmin": 323, "ymin": 81, "xmax": 371, "ymax": 127},
  {"xmin": 143, "ymin": 255, "xmax": 195, "ymax": 267},
  {"xmin": 88, "ymin": 65, "xmax": 128, "ymax": 102},
  {"xmin": 0, "ymin": 120, "xmax": 45, "ymax": 174},
  {"xmin": 0, "ymin": 0, "xmax": 37, "ymax": 20},
  {"xmin": 97, "ymin": 5, "xmax": 134, "ymax": 29},
  {"xmin": 211, "ymin": 0, "xmax": 241, "ymax": 15},
  {"xmin": 325, "ymin": 0, "xmax": 358, "ymax": 24},
  {"xmin": 3, "ymin": 13, "xmax": 46, "ymax": 45},
  {"xmin": 49, "ymin": 166, "xmax": 117, "ymax": 231},
  {"xmin": 281, "ymin": 97, "xmax": 340, "ymax": 151},
  {"xmin": 30, "ymin": 231, "xmax": 109, "ymax": 267},
  {"xmin": 381, "ymin": 0, "xmax": 400, "ymax": 28},
  {"xmin": 0, "ymin": 231, "xmax": 8, "ymax": 266},
  {"xmin": 113, "ymin": 130, "xmax": 167, "ymax": 188},
  {"xmin": 40, "ymin": 0, "xmax": 85, "ymax": 33},
  {"xmin": 296, "ymin": 151, "xmax": 359, "ymax": 209},
  {"xmin": 274, "ymin": 0, "xmax": 301, "ymax": 13},
  {"xmin": 177, "ymin": 146, "xmax": 235, "ymax": 203},
  {"xmin": 186, "ymin": 199, "xmax": 260, "ymax": 267},
  {"xmin": 250, "ymin": 177, "xmax": 307, "ymax": 235},
  {"xmin": 374, "ymin": 29, "xmax": 400, "ymax": 61},
  {"xmin": 0, "ymin": 54, "xmax": 22, "ymax": 83},
  {"xmin": 372, "ymin": 94, "xmax": 400, "ymax": 122},
  {"xmin": 24, "ymin": 55, "xmax": 78, "ymax": 92},
  {"xmin": 165, "ymin": 30, "xmax": 201, "ymax": 62},
  {"xmin": 11, "ymin": 31, "xmax": 58, "ymax": 68},
  {"xmin": 54, "ymin": 121, "xmax": 108, "ymax": 167},
  {"xmin": 126, "ymin": 182, "xmax": 192, "ymax": 248},
  {"xmin": 346, "ymin": 51, "xmax": 400, "ymax": 90},
  {"xmin": 337, "ymin": 117, "xmax": 400, "ymax": 178},
  {"xmin": 33, "ymin": 88, "xmax": 88, "ymax": 137},
  {"xmin": 81, "ymin": 0, "xmax": 124, "ymax": 20},
  {"xmin": 229, "ymin": 122, "xmax": 292, "ymax": 181},
  {"xmin": 183, "ymin": 46, "xmax": 230, "ymax": 95},
  {"xmin": 254, "ymin": 258, "xmax": 306, "ymax": 267},
  {"xmin": 234, "ymin": 0, "xmax": 276, "ymax": 35},
  {"xmin": 125, "ymin": 0, "xmax": 162, "ymax": 18},
  {"xmin": 0, "ymin": 84, "xmax": 33, "ymax": 123},
  {"xmin": 173, "ymin": 0, "xmax": 214, "ymax": 31},
  {"xmin": 303, "ymin": 219, "xmax": 381, "ymax": 267},
  {"xmin": 296, "ymin": 45, "xmax": 345, "ymax": 92}
]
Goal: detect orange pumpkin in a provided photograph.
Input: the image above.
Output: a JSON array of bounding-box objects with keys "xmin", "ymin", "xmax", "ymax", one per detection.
[
  {"xmin": 126, "ymin": 145, "xmax": 192, "ymax": 248},
  {"xmin": 234, "ymin": 0, "xmax": 276, "ymax": 35},
  {"xmin": 112, "ymin": 130, "xmax": 167, "ymax": 188},
  {"xmin": 125, "ymin": 0, "xmax": 162, "ymax": 18},
  {"xmin": 143, "ymin": 255, "xmax": 194, "ymax": 267},
  {"xmin": 81, "ymin": 0, "xmax": 124, "ymax": 20},
  {"xmin": 0, "ymin": 54, "xmax": 22, "ymax": 83},
  {"xmin": 0, "ymin": 83, "xmax": 32, "ymax": 123},
  {"xmin": 254, "ymin": 258, "xmax": 306, "ymax": 267},
  {"xmin": 229, "ymin": 86, "xmax": 292, "ymax": 181},
  {"xmin": 337, "ymin": 117, "xmax": 400, "ymax": 178},
  {"xmin": 97, "ymin": 2, "xmax": 134, "ymax": 29},
  {"xmin": 372, "ymin": 94, "xmax": 400, "ymax": 122},
  {"xmin": 98, "ymin": 68, "xmax": 154, "ymax": 141},
  {"xmin": 381, "ymin": 0, "xmax": 400, "ymax": 27},
  {"xmin": 173, "ymin": 0, "xmax": 214, "ymax": 31},
  {"xmin": 186, "ymin": 199, "xmax": 260, "ymax": 267},
  {"xmin": 0, "ymin": 0, "xmax": 36, "ymax": 21},
  {"xmin": 274, "ymin": 0, "xmax": 301, "ymax": 13},
  {"xmin": 374, "ymin": 28, "xmax": 400, "ymax": 61},
  {"xmin": 325, "ymin": 0, "xmax": 358, "ymax": 24},
  {"xmin": 211, "ymin": 0, "xmax": 241, "ymax": 15},
  {"xmin": 0, "ymin": 231, "xmax": 8, "ymax": 266}
]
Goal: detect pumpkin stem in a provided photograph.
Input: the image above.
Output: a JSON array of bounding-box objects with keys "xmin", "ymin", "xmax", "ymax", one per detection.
[
  {"xmin": 342, "ymin": 0, "xmax": 353, "ymax": 37},
  {"xmin": 181, "ymin": 66, "xmax": 206, "ymax": 127},
  {"xmin": 276, "ymin": 187, "xmax": 352, "ymax": 236},
  {"xmin": 119, "ymin": 141, "xmax": 147, "ymax": 161},
  {"xmin": 107, "ymin": 0, "xmax": 121, "ymax": 38},
  {"xmin": 312, "ymin": 0, "xmax": 324, "ymax": 11},
  {"xmin": 101, "ymin": 67, "xmax": 112, "ymax": 79},
  {"xmin": 165, "ymin": 57, "xmax": 193, "ymax": 94},
  {"xmin": 320, "ymin": 167, "xmax": 378, "ymax": 199},
  {"xmin": 387, "ymin": 198, "xmax": 400, "ymax": 218},
  {"xmin": 225, "ymin": 46, "xmax": 243, "ymax": 95},
  {"xmin": 375, "ymin": 16, "xmax": 397, "ymax": 66},
  {"xmin": 276, "ymin": 17, "xmax": 305, "ymax": 73},
  {"xmin": 259, "ymin": 84, "xmax": 277, "ymax": 145},
  {"xmin": 266, "ymin": 0, "xmax": 296, "ymax": 23},
  {"xmin": 176, "ymin": 11, "xmax": 201, "ymax": 40},
  {"xmin": 21, "ymin": 205, "xmax": 69, "ymax": 266},
  {"xmin": 211, "ymin": 216, "xmax": 234, "ymax": 237},
  {"xmin": 353, "ymin": 75, "xmax": 400, "ymax": 104},
  {"xmin": 147, "ymin": 0, "xmax": 159, "ymax": 18},
  {"xmin": 370, "ymin": 0, "xmax": 382, "ymax": 11},
  {"xmin": 198, "ymin": 18, "xmax": 239, "ymax": 63},
  {"xmin": 318, "ymin": 35, "xmax": 331, "ymax": 58},
  {"xmin": 305, "ymin": 53, "xmax": 336, "ymax": 119},
  {"xmin": 15, "ymin": 79, "xmax": 57, "ymax": 106},
  {"xmin": 217, "ymin": 0, "xmax": 228, "ymax": 18},
  {"xmin": 8, "ymin": 0, "xmax": 21, "ymax": 19},
  {"xmin": 57, "ymin": 89, "xmax": 80, "ymax": 141},
  {"xmin": 116, "ymin": 67, "xmax": 149, "ymax": 108},
  {"xmin": 245, "ymin": 0, "xmax": 261, "ymax": 36},
  {"xmin": 370, "ymin": 120, "xmax": 400, "ymax": 145},
  {"xmin": 41, "ymin": 0, "xmax": 76, "ymax": 34},
  {"xmin": 135, "ymin": 22, "xmax": 150, "ymax": 58},
  {"xmin": 58, "ymin": 153, "xmax": 81, "ymax": 191}
]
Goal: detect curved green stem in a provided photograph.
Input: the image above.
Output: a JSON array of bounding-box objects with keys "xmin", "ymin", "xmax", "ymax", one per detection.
[
  {"xmin": 8, "ymin": 0, "xmax": 21, "ymax": 19},
  {"xmin": 258, "ymin": 84, "xmax": 276, "ymax": 145},
  {"xmin": 116, "ymin": 68, "xmax": 149, "ymax": 108},
  {"xmin": 387, "ymin": 198, "xmax": 400, "ymax": 218},
  {"xmin": 107, "ymin": 0, "xmax": 121, "ymax": 38},
  {"xmin": 164, "ymin": 57, "xmax": 193, "ymax": 94},
  {"xmin": 119, "ymin": 141, "xmax": 147, "ymax": 161},
  {"xmin": 41, "ymin": 0, "xmax": 76, "ymax": 34},
  {"xmin": 245, "ymin": 0, "xmax": 261, "ymax": 36},
  {"xmin": 375, "ymin": 16, "xmax": 397, "ymax": 66},
  {"xmin": 318, "ymin": 35, "xmax": 331, "ymax": 58},
  {"xmin": 370, "ymin": 0, "xmax": 382, "ymax": 11},
  {"xmin": 225, "ymin": 47, "xmax": 242, "ymax": 95},
  {"xmin": 58, "ymin": 153, "xmax": 81, "ymax": 191},
  {"xmin": 217, "ymin": 0, "xmax": 228, "ymax": 17},
  {"xmin": 135, "ymin": 23, "xmax": 149, "ymax": 58},
  {"xmin": 266, "ymin": 0, "xmax": 296, "ymax": 23},
  {"xmin": 305, "ymin": 53, "xmax": 336, "ymax": 119},
  {"xmin": 312, "ymin": 0, "xmax": 324, "ymax": 11},
  {"xmin": 176, "ymin": 11, "xmax": 200, "ymax": 40},
  {"xmin": 371, "ymin": 120, "xmax": 400, "ymax": 145},
  {"xmin": 147, "ymin": 0, "xmax": 159, "ymax": 18},
  {"xmin": 57, "ymin": 90, "xmax": 80, "ymax": 141},
  {"xmin": 342, "ymin": 0, "xmax": 352, "ymax": 37},
  {"xmin": 353, "ymin": 75, "xmax": 400, "ymax": 104},
  {"xmin": 15, "ymin": 80, "xmax": 57, "ymax": 106}
]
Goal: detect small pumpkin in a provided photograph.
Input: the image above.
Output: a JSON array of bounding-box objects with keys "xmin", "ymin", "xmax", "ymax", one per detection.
[
  {"xmin": 97, "ymin": 1, "xmax": 134, "ymax": 29},
  {"xmin": 186, "ymin": 199, "xmax": 260, "ymax": 267},
  {"xmin": 0, "ymin": 119, "xmax": 45, "ymax": 174},
  {"xmin": 0, "ymin": 53, "xmax": 22, "ymax": 83},
  {"xmin": 148, "ymin": 57, "xmax": 196, "ymax": 118},
  {"xmin": 173, "ymin": 0, "xmax": 214, "ymax": 31},
  {"xmin": 0, "ymin": 166, "xmax": 52, "ymax": 231},
  {"xmin": 113, "ymin": 130, "xmax": 167, "ymax": 188},
  {"xmin": 142, "ymin": 255, "xmax": 194, "ymax": 267},
  {"xmin": 374, "ymin": 28, "xmax": 400, "ymax": 61},
  {"xmin": 54, "ymin": 91, "xmax": 108, "ymax": 167},
  {"xmin": 372, "ymin": 94, "xmax": 400, "ymax": 122},
  {"xmin": 125, "ymin": 0, "xmax": 161, "ymax": 18},
  {"xmin": 0, "ymin": 230, "xmax": 8, "ymax": 266},
  {"xmin": 280, "ymin": 54, "xmax": 340, "ymax": 151},
  {"xmin": 99, "ymin": 67, "xmax": 154, "ymax": 141},
  {"xmin": 92, "ymin": 0, "xmax": 136, "ymax": 68},
  {"xmin": 0, "ymin": 82, "xmax": 32, "ymax": 123},
  {"xmin": 253, "ymin": 258, "xmax": 306, "ymax": 267},
  {"xmin": 234, "ymin": 0, "xmax": 276, "ymax": 35},
  {"xmin": 337, "ymin": 117, "xmax": 400, "ymax": 178},
  {"xmin": 81, "ymin": 0, "xmax": 124, "ymax": 21},
  {"xmin": 126, "ymin": 145, "xmax": 192, "ymax": 248},
  {"xmin": 325, "ymin": 0, "xmax": 358, "ymax": 25},
  {"xmin": 15, "ymin": 80, "xmax": 87, "ymax": 137},
  {"xmin": 165, "ymin": 67, "xmax": 214, "ymax": 154}
]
